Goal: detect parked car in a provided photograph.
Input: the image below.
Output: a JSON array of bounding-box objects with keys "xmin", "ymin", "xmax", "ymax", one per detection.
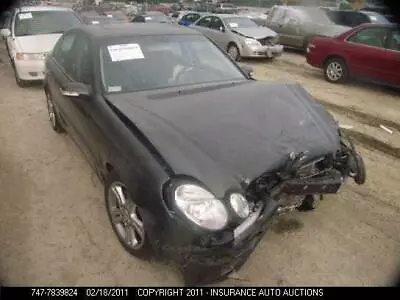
[
  {"xmin": 360, "ymin": 3, "xmax": 396, "ymax": 23},
  {"xmin": 178, "ymin": 12, "xmax": 205, "ymax": 26},
  {"xmin": 101, "ymin": 10, "xmax": 130, "ymax": 23},
  {"xmin": 43, "ymin": 22, "xmax": 365, "ymax": 285},
  {"xmin": 81, "ymin": 14, "xmax": 120, "ymax": 25},
  {"xmin": 265, "ymin": 5, "xmax": 350, "ymax": 51},
  {"xmin": 0, "ymin": 5, "xmax": 83, "ymax": 87},
  {"xmin": 306, "ymin": 23, "xmax": 400, "ymax": 87},
  {"xmin": 325, "ymin": 8, "xmax": 390, "ymax": 27},
  {"xmin": 148, "ymin": 4, "xmax": 170, "ymax": 16},
  {"xmin": 237, "ymin": 10, "xmax": 269, "ymax": 26},
  {"xmin": 214, "ymin": 3, "xmax": 238, "ymax": 14},
  {"xmin": 131, "ymin": 11, "xmax": 174, "ymax": 24},
  {"xmin": 192, "ymin": 14, "xmax": 283, "ymax": 61}
]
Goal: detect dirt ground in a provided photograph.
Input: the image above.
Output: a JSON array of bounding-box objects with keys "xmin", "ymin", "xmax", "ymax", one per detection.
[{"xmin": 0, "ymin": 43, "xmax": 399, "ymax": 287}]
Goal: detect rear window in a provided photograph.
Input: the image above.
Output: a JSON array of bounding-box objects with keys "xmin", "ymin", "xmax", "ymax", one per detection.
[{"xmin": 14, "ymin": 10, "xmax": 82, "ymax": 37}]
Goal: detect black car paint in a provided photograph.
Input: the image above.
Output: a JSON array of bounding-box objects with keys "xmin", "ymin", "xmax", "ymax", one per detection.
[{"xmin": 44, "ymin": 26, "xmax": 364, "ymax": 285}]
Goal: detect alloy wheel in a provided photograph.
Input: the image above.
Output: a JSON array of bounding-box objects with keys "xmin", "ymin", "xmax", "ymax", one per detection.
[
  {"xmin": 107, "ymin": 182, "xmax": 145, "ymax": 250},
  {"xmin": 326, "ymin": 61, "xmax": 343, "ymax": 82}
]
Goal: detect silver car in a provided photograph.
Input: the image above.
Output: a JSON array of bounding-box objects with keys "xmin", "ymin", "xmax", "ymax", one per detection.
[{"xmin": 192, "ymin": 14, "xmax": 283, "ymax": 61}]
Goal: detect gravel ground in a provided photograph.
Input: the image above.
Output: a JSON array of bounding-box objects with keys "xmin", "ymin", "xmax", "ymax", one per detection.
[{"xmin": 0, "ymin": 43, "xmax": 399, "ymax": 286}]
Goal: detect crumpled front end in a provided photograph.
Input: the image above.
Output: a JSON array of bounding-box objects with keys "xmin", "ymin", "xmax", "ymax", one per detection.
[{"xmin": 160, "ymin": 130, "xmax": 366, "ymax": 286}]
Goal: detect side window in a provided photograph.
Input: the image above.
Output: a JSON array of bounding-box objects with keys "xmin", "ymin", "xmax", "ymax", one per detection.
[
  {"xmin": 270, "ymin": 7, "xmax": 285, "ymax": 23},
  {"xmin": 132, "ymin": 16, "xmax": 145, "ymax": 22},
  {"xmin": 388, "ymin": 29, "xmax": 400, "ymax": 52},
  {"xmin": 210, "ymin": 17, "xmax": 224, "ymax": 31},
  {"xmin": 52, "ymin": 32, "xmax": 77, "ymax": 69},
  {"xmin": 196, "ymin": 16, "xmax": 212, "ymax": 28},
  {"xmin": 348, "ymin": 27, "xmax": 389, "ymax": 48},
  {"xmin": 65, "ymin": 34, "xmax": 92, "ymax": 84},
  {"xmin": 283, "ymin": 9, "xmax": 301, "ymax": 25}
]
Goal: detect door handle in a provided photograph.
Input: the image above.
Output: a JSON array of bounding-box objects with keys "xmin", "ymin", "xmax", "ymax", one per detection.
[{"xmin": 60, "ymin": 88, "xmax": 79, "ymax": 97}]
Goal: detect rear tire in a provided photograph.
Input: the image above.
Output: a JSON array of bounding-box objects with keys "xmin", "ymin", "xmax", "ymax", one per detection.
[
  {"xmin": 324, "ymin": 57, "xmax": 348, "ymax": 83},
  {"xmin": 45, "ymin": 90, "xmax": 64, "ymax": 133},
  {"xmin": 12, "ymin": 63, "xmax": 28, "ymax": 88}
]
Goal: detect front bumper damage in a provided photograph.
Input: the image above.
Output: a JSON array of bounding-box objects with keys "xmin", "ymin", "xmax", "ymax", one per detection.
[{"xmin": 163, "ymin": 132, "xmax": 366, "ymax": 286}]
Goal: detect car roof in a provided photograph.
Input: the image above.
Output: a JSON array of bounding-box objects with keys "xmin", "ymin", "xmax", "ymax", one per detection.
[
  {"xmin": 80, "ymin": 23, "xmax": 200, "ymax": 40},
  {"xmin": 199, "ymin": 13, "xmax": 241, "ymax": 18},
  {"xmin": 17, "ymin": 5, "xmax": 73, "ymax": 12}
]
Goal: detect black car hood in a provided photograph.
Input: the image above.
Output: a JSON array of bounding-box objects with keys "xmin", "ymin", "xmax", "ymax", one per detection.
[{"xmin": 106, "ymin": 81, "xmax": 340, "ymax": 197}]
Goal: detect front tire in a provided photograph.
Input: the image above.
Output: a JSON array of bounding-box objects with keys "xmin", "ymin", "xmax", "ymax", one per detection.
[
  {"xmin": 227, "ymin": 44, "xmax": 240, "ymax": 61},
  {"xmin": 324, "ymin": 57, "xmax": 348, "ymax": 83},
  {"xmin": 104, "ymin": 171, "xmax": 152, "ymax": 259}
]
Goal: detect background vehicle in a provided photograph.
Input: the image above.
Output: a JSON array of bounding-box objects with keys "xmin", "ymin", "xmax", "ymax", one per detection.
[
  {"xmin": 148, "ymin": 4, "xmax": 170, "ymax": 16},
  {"xmin": 0, "ymin": 5, "xmax": 83, "ymax": 87},
  {"xmin": 81, "ymin": 13, "xmax": 120, "ymax": 25},
  {"xmin": 265, "ymin": 5, "xmax": 351, "ymax": 51},
  {"xmin": 237, "ymin": 10, "xmax": 269, "ymax": 27},
  {"xmin": 192, "ymin": 14, "xmax": 283, "ymax": 61},
  {"xmin": 101, "ymin": 10, "xmax": 130, "ymax": 23},
  {"xmin": 178, "ymin": 12, "xmax": 204, "ymax": 26},
  {"xmin": 214, "ymin": 3, "xmax": 238, "ymax": 14},
  {"xmin": 306, "ymin": 23, "xmax": 400, "ymax": 86},
  {"xmin": 360, "ymin": 0, "xmax": 396, "ymax": 23},
  {"xmin": 43, "ymin": 22, "xmax": 365, "ymax": 285},
  {"xmin": 325, "ymin": 9, "xmax": 390, "ymax": 27},
  {"xmin": 131, "ymin": 11, "xmax": 174, "ymax": 23}
]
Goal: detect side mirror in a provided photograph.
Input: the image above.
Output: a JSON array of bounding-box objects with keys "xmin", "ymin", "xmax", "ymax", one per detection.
[
  {"xmin": 1, "ymin": 28, "xmax": 11, "ymax": 38},
  {"xmin": 60, "ymin": 82, "xmax": 92, "ymax": 98},
  {"xmin": 239, "ymin": 64, "xmax": 254, "ymax": 79}
]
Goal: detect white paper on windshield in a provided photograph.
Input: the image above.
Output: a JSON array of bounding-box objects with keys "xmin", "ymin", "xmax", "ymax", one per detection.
[
  {"xmin": 145, "ymin": 16, "xmax": 152, "ymax": 20},
  {"xmin": 370, "ymin": 16, "xmax": 377, "ymax": 21},
  {"xmin": 107, "ymin": 14, "xmax": 113, "ymax": 18},
  {"xmin": 107, "ymin": 43, "xmax": 145, "ymax": 61},
  {"xmin": 92, "ymin": 21, "xmax": 100, "ymax": 24},
  {"xmin": 18, "ymin": 13, "xmax": 32, "ymax": 20},
  {"xmin": 229, "ymin": 22, "xmax": 238, "ymax": 28},
  {"xmin": 108, "ymin": 86, "xmax": 122, "ymax": 92}
]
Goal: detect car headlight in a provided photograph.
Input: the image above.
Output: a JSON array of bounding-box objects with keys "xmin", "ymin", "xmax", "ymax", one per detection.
[
  {"xmin": 16, "ymin": 52, "xmax": 46, "ymax": 60},
  {"xmin": 245, "ymin": 38, "xmax": 261, "ymax": 47},
  {"xmin": 230, "ymin": 193, "xmax": 250, "ymax": 218},
  {"xmin": 174, "ymin": 184, "xmax": 228, "ymax": 231}
]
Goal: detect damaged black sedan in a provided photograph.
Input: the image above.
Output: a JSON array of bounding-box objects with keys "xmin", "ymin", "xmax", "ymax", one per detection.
[{"xmin": 43, "ymin": 23, "xmax": 366, "ymax": 285}]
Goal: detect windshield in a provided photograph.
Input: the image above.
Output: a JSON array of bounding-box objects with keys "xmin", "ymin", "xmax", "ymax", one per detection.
[
  {"xmin": 14, "ymin": 10, "xmax": 82, "ymax": 37},
  {"xmin": 297, "ymin": 8, "xmax": 334, "ymax": 24},
  {"xmin": 99, "ymin": 35, "xmax": 245, "ymax": 93},
  {"xmin": 363, "ymin": 12, "xmax": 390, "ymax": 23},
  {"xmin": 224, "ymin": 17, "xmax": 258, "ymax": 29}
]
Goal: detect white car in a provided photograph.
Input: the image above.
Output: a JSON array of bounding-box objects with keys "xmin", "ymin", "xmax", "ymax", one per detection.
[{"xmin": 0, "ymin": 6, "xmax": 83, "ymax": 87}]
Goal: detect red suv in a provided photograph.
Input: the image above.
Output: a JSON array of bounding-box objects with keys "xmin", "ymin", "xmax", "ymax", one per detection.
[{"xmin": 306, "ymin": 23, "xmax": 400, "ymax": 87}]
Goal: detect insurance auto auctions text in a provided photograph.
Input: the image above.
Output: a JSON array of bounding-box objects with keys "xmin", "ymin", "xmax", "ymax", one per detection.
[{"xmin": 136, "ymin": 288, "xmax": 324, "ymax": 297}]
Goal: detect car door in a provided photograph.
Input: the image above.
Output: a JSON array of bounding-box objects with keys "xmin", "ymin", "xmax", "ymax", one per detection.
[
  {"xmin": 344, "ymin": 26, "xmax": 393, "ymax": 83},
  {"xmin": 47, "ymin": 32, "xmax": 96, "ymax": 162},
  {"xmin": 6, "ymin": 11, "xmax": 17, "ymax": 59},
  {"xmin": 207, "ymin": 16, "xmax": 230, "ymax": 50},
  {"xmin": 386, "ymin": 27, "xmax": 400, "ymax": 86},
  {"xmin": 281, "ymin": 8, "xmax": 303, "ymax": 48},
  {"xmin": 193, "ymin": 15, "xmax": 213, "ymax": 37},
  {"xmin": 266, "ymin": 7, "xmax": 289, "ymax": 44}
]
